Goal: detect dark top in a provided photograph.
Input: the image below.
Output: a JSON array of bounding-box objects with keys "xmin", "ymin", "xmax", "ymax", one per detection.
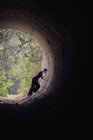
[{"xmin": 33, "ymin": 71, "xmax": 43, "ymax": 82}]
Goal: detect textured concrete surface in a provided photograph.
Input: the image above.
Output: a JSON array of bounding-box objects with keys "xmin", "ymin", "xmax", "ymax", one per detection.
[{"xmin": 0, "ymin": 0, "xmax": 85, "ymax": 121}]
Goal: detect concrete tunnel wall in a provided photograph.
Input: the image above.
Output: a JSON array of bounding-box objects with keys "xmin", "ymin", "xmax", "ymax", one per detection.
[
  {"xmin": 0, "ymin": 0, "xmax": 84, "ymax": 120},
  {"xmin": 0, "ymin": 8, "xmax": 64, "ymax": 104}
]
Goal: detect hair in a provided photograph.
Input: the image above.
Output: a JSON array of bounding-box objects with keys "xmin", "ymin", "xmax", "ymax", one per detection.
[{"xmin": 43, "ymin": 68, "xmax": 48, "ymax": 72}]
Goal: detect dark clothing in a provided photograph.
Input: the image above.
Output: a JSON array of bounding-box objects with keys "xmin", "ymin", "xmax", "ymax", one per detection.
[
  {"xmin": 33, "ymin": 71, "xmax": 43, "ymax": 81},
  {"xmin": 28, "ymin": 71, "xmax": 43, "ymax": 95}
]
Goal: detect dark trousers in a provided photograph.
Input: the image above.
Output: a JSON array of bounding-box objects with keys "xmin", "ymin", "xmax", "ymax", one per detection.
[{"xmin": 28, "ymin": 78, "xmax": 40, "ymax": 95}]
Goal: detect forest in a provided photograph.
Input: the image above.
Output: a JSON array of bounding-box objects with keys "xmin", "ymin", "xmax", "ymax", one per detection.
[{"xmin": 0, "ymin": 29, "xmax": 43, "ymax": 97}]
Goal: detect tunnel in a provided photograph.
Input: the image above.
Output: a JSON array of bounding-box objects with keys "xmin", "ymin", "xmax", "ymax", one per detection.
[{"xmin": 0, "ymin": 0, "xmax": 85, "ymax": 122}]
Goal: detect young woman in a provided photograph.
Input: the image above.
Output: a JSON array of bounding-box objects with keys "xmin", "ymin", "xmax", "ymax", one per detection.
[{"xmin": 28, "ymin": 68, "xmax": 48, "ymax": 96}]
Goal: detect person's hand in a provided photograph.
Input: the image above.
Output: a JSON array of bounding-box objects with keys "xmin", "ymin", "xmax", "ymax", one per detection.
[{"xmin": 43, "ymin": 78, "xmax": 47, "ymax": 81}]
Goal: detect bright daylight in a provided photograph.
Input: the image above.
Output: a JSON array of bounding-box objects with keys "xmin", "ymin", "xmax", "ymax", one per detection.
[{"xmin": 0, "ymin": 29, "xmax": 43, "ymax": 97}]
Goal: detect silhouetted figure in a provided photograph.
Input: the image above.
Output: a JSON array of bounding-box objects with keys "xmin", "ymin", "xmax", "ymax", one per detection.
[{"xmin": 28, "ymin": 68, "xmax": 48, "ymax": 96}]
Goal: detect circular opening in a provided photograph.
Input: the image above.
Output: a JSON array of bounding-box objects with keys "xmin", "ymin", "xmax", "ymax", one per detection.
[
  {"xmin": 0, "ymin": 9, "xmax": 61, "ymax": 105},
  {"xmin": 0, "ymin": 29, "xmax": 43, "ymax": 99},
  {"xmin": 0, "ymin": 23, "xmax": 55, "ymax": 104}
]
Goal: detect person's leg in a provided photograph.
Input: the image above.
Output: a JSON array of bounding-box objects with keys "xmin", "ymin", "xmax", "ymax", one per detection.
[
  {"xmin": 28, "ymin": 79, "xmax": 36, "ymax": 95},
  {"xmin": 34, "ymin": 82, "xmax": 40, "ymax": 93},
  {"xmin": 28, "ymin": 88, "xmax": 33, "ymax": 95}
]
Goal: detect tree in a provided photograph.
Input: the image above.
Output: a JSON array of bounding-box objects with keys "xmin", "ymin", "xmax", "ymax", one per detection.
[{"xmin": 0, "ymin": 29, "xmax": 43, "ymax": 97}]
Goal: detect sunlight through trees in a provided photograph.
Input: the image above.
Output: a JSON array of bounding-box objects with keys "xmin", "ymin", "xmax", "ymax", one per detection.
[{"xmin": 0, "ymin": 29, "xmax": 43, "ymax": 96}]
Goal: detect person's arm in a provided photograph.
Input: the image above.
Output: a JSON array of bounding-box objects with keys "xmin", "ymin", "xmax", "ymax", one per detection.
[
  {"xmin": 42, "ymin": 77, "xmax": 47, "ymax": 81},
  {"xmin": 41, "ymin": 72, "xmax": 47, "ymax": 81}
]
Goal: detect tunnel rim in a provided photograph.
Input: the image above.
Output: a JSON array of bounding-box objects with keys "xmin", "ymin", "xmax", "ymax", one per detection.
[{"xmin": 0, "ymin": 9, "xmax": 62, "ymax": 105}]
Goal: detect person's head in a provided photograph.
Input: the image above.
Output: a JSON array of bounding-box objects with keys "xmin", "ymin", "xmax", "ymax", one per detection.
[{"xmin": 43, "ymin": 68, "xmax": 48, "ymax": 73}]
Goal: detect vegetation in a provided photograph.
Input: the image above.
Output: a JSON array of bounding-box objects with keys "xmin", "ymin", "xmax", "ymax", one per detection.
[{"xmin": 0, "ymin": 29, "xmax": 43, "ymax": 97}]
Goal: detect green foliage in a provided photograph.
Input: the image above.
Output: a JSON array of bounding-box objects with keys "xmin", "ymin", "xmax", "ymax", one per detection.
[
  {"xmin": 0, "ymin": 70, "xmax": 13, "ymax": 96},
  {"xmin": 0, "ymin": 29, "xmax": 43, "ymax": 96}
]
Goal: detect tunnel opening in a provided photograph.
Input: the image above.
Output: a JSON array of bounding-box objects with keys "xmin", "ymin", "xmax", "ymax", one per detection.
[
  {"xmin": 0, "ymin": 9, "xmax": 61, "ymax": 105},
  {"xmin": 0, "ymin": 29, "xmax": 43, "ymax": 98},
  {"xmin": 0, "ymin": 0, "xmax": 84, "ymax": 122},
  {"xmin": 0, "ymin": 28, "xmax": 56, "ymax": 105}
]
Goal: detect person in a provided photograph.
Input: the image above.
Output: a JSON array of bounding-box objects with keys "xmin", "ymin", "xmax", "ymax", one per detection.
[{"xmin": 28, "ymin": 68, "xmax": 48, "ymax": 96}]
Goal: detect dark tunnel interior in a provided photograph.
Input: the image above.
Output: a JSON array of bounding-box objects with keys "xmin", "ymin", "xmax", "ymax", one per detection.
[{"xmin": 0, "ymin": 0, "xmax": 85, "ymax": 124}]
